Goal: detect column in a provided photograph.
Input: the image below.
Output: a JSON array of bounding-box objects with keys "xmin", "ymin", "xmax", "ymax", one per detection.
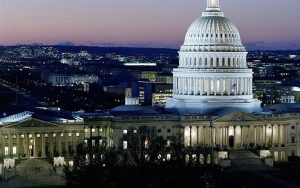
[
  {"xmin": 41, "ymin": 133, "xmax": 45, "ymax": 158},
  {"xmin": 264, "ymin": 125, "xmax": 267, "ymax": 145},
  {"xmin": 58, "ymin": 132, "xmax": 62, "ymax": 155},
  {"xmin": 240, "ymin": 126, "xmax": 243, "ymax": 148},
  {"xmin": 213, "ymin": 79, "xmax": 217, "ymax": 96},
  {"xmin": 200, "ymin": 78, "xmax": 203, "ymax": 96},
  {"xmin": 196, "ymin": 126, "xmax": 199, "ymax": 145},
  {"xmin": 73, "ymin": 132, "xmax": 77, "ymax": 155},
  {"xmin": 220, "ymin": 79, "xmax": 223, "ymax": 95},
  {"xmin": 33, "ymin": 133, "xmax": 38, "ymax": 158},
  {"xmin": 278, "ymin": 124, "xmax": 281, "ymax": 145},
  {"xmin": 234, "ymin": 126, "xmax": 237, "ymax": 148},
  {"xmin": 17, "ymin": 133, "xmax": 21, "ymax": 158},
  {"xmin": 203, "ymin": 127, "xmax": 206, "ymax": 146},
  {"xmin": 271, "ymin": 124, "xmax": 274, "ymax": 145},
  {"xmin": 207, "ymin": 78, "xmax": 210, "ymax": 96},
  {"xmin": 189, "ymin": 126, "xmax": 192, "ymax": 147},
  {"xmin": 25, "ymin": 133, "xmax": 29, "ymax": 158}
]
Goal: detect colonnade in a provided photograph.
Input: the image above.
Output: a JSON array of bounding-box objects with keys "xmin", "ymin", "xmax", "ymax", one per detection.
[
  {"xmin": 2, "ymin": 131, "xmax": 83, "ymax": 158},
  {"xmin": 173, "ymin": 77, "xmax": 252, "ymax": 96},
  {"xmin": 184, "ymin": 124, "xmax": 288, "ymax": 149},
  {"xmin": 178, "ymin": 54, "xmax": 247, "ymax": 68}
]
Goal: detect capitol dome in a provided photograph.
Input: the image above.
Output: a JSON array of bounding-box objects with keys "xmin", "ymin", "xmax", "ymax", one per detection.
[
  {"xmin": 181, "ymin": 14, "xmax": 245, "ymax": 51},
  {"xmin": 182, "ymin": 15, "xmax": 246, "ymax": 52},
  {"xmin": 165, "ymin": 0, "xmax": 262, "ymax": 115}
]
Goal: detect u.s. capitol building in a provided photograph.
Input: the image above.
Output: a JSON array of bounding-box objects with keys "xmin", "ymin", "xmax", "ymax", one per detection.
[{"xmin": 0, "ymin": 0, "xmax": 300, "ymax": 165}]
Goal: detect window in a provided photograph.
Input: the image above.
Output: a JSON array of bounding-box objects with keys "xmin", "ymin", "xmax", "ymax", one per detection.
[
  {"xmin": 123, "ymin": 130, "xmax": 128, "ymax": 134},
  {"xmin": 37, "ymin": 134, "xmax": 40, "ymax": 138},
  {"xmin": 45, "ymin": 134, "xmax": 48, "ymax": 137},
  {"xmin": 13, "ymin": 146, "xmax": 17, "ymax": 155},
  {"xmin": 167, "ymin": 129, "xmax": 171, "ymax": 133},
  {"xmin": 133, "ymin": 130, "xmax": 137, "ymax": 134},
  {"xmin": 5, "ymin": 147, "xmax": 8, "ymax": 156},
  {"xmin": 99, "ymin": 139, "xmax": 103, "ymax": 146},
  {"xmin": 61, "ymin": 133, "xmax": 64, "ymax": 137},
  {"xmin": 158, "ymin": 129, "xmax": 161, "ymax": 133},
  {"xmin": 84, "ymin": 128, "xmax": 88, "ymax": 133},
  {"xmin": 167, "ymin": 154, "xmax": 171, "ymax": 161},
  {"xmin": 292, "ymin": 150, "xmax": 296, "ymax": 156},
  {"xmin": 92, "ymin": 140, "xmax": 95, "ymax": 147},
  {"xmin": 123, "ymin": 141, "xmax": 128, "ymax": 150},
  {"xmin": 68, "ymin": 133, "xmax": 72, "ymax": 137},
  {"xmin": 99, "ymin": 128, "xmax": 103, "ymax": 132},
  {"xmin": 92, "ymin": 128, "xmax": 96, "ymax": 133},
  {"xmin": 292, "ymin": 126, "xmax": 295, "ymax": 130},
  {"xmin": 53, "ymin": 134, "xmax": 56, "ymax": 138},
  {"xmin": 292, "ymin": 136, "xmax": 296, "ymax": 143},
  {"xmin": 76, "ymin": 133, "xmax": 80, "ymax": 137},
  {"xmin": 21, "ymin": 134, "xmax": 24, "ymax": 139},
  {"xmin": 84, "ymin": 140, "xmax": 88, "ymax": 146},
  {"xmin": 29, "ymin": 134, "xmax": 32, "ymax": 138}
]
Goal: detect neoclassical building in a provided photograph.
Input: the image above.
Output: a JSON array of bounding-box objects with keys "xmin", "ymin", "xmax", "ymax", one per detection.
[
  {"xmin": 0, "ymin": 0, "xmax": 299, "ymax": 165},
  {"xmin": 165, "ymin": 0, "xmax": 261, "ymax": 114}
]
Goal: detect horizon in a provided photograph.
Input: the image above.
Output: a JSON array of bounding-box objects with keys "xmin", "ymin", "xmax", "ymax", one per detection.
[{"xmin": 0, "ymin": 0, "xmax": 300, "ymax": 50}]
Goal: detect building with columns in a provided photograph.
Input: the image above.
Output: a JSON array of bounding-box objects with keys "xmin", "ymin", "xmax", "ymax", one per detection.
[
  {"xmin": 0, "ymin": 0, "xmax": 300, "ymax": 165},
  {"xmin": 165, "ymin": 0, "xmax": 261, "ymax": 114}
]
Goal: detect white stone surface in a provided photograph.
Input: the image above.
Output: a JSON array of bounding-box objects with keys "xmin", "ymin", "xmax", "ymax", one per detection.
[{"xmin": 166, "ymin": 0, "xmax": 262, "ymax": 114}]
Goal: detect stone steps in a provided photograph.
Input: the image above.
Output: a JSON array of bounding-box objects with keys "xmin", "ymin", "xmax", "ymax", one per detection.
[{"xmin": 230, "ymin": 150, "xmax": 268, "ymax": 171}]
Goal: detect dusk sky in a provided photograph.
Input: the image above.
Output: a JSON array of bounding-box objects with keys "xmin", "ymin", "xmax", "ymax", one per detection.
[{"xmin": 0, "ymin": 0, "xmax": 299, "ymax": 50}]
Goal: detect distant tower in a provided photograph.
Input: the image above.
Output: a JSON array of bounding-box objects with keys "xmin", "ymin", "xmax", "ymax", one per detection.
[{"xmin": 166, "ymin": 0, "xmax": 261, "ymax": 114}]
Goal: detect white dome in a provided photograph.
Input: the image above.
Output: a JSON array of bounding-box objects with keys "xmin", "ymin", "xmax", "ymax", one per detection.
[
  {"xmin": 165, "ymin": 0, "xmax": 262, "ymax": 114},
  {"xmin": 181, "ymin": 10, "xmax": 245, "ymax": 52}
]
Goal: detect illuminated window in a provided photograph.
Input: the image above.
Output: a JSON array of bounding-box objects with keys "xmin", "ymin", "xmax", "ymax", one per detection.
[
  {"xmin": 5, "ymin": 147, "xmax": 8, "ymax": 156},
  {"xmin": 133, "ymin": 130, "xmax": 137, "ymax": 134},
  {"xmin": 13, "ymin": 146, "xmax": 17, "ymax": 155},
  {"xmin": 21, "ymin": 134, "xmax": 24, "ymax": 139},
  {"xmin": 76, "ymin": 133, "xmax": 80, "ymax": 137},
  {"xmin": 123, "ymin": 130, "xmax": 128, "ymax": 134},
  {"xmin": 99, "ymin": 139, "xmax": 103, "ymax": 146},
  {"xmin": 53, "ymin": 134, "xmax": 56, "ymax": 137},
  {"xmin": 29, "ymin": 134, "xmax": 32, "ymax": 138},
  {"xmin": 84, "ymin": 128, "xmax": 88, "ymax": 133},
  {"xmin": 13, "ymin": 135, "xmax": 16, "ymax": 139},
  {"xmin": 84, "ymin": 140, "xmax": 88, "ymax": 145},
  {"xmin": 37, "ymin": 134, "xmax": 40, "ymax": 138},
  {"xmin": 292, "ymin": 126, "xmax": 295, "ymax": 130},
  {"xmin": 123, "ymin": 141, "xmax": 128, "ymax": 150},
  {"xmin": 92, "ymin": 128, "xmax": 96, "ymax": 133},
  {"xmin": 68, "ymin": 133, "xmax": 72, "ymax": 137},
  {"xmin": 167, "ymin": 154, "xmax": 171, "ymax": 161},
  {"xmin": 45, "ymin": 134, "xmax": 48, "ymax": 137},
  {"xmin": 92, "ymin": 140, "xmax": 95, "ymax": 147},
  {"xmin": 99, "ymin": 128, "xmax": 103, "ymax": 132},
  {"xmin": 61, "ymin": 133, "xmax": 64, "ymax": 137}
]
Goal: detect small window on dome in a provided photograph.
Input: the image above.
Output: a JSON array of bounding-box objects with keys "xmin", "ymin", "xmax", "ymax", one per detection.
[
  {"xmin": 216, "ymin": 34, "xmax": 218, "ymax": 38},
  {"xmin": 211, "ymin": 34, "xmax": 213, "ymax": 37},
  {"xmin": 220, "ymin": 34, "xmax": 223, "ymax": 38},
  {"xmin": 225, "ymin": 34, "xmax": 227, "ymax": 38},
  {"xmin": 206, "ymin": 34, "xmax": 209, "ymax": 37}
]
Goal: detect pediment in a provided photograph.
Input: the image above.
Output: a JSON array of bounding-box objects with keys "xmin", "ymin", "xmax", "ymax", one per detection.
[
  {"xmin": 5, "ymin": 118, "xmax": 60, "ymax": 128},
  {"xmin": 214, "ymin": 111, "xmax": 261, "ymax": 122}
]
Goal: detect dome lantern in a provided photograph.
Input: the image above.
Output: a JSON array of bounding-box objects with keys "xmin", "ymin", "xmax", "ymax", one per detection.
[{"xmin": 206, "ymin": 0, "xmax": 220, "ymax": 12}]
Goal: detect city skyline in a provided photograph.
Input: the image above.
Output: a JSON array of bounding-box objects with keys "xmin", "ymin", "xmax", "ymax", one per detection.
[{"xmin": 0, "ymin": 0, "xmax": 299, "ymax": 50}]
